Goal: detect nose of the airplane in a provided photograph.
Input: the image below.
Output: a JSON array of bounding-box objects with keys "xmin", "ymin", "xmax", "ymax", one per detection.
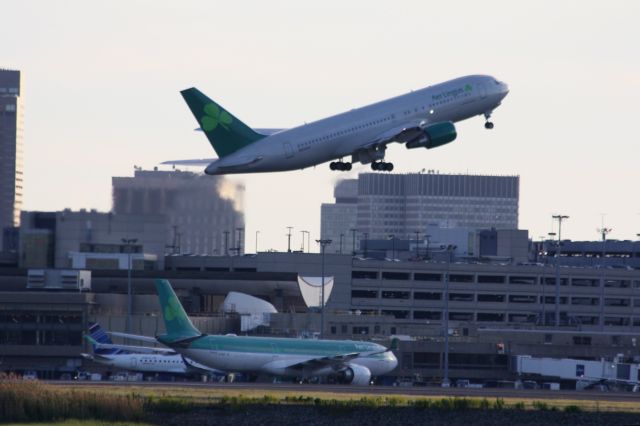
[
  {"xmin": 389, "ymin": 352, "xmax": 398, "ymax": 370},
  {"xmin": 501, "ymin": 82, "xmax": 510, "ymax": 96}
]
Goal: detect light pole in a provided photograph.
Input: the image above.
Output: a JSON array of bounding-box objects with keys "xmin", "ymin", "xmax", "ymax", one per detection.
[
  {"xmin": 415, "ymin": 231, "xmax": 420, "ymax": 259},
  {"xmin": 442, "ymin": 244, "xmax": 456, "ymax": 387},
  {"xmin": 255, "ymin": 230, "xmax": 260, "ymax": 253},
  {"xmin": 122, "ymin": 238, "xmax": 138, "ymax": 334},
  {"xmin": 363, "ymin": 232, "xmax": 369, "ymax": 258},
  {"xmin": 339, "ymin": 233, "xmax": 344, "ymax": 254},
  {"xmin": 236, "ymin": 227, "xmax": 244, "ymax": 255},
  {"xmin": 301, "ymin": 230, "xmax": 309, "ymax": 253},
  {"xmin": 598, "ymin": 226, "xmax": 612, "ymax": 331},
  {"xmin": 350, "ymin": 228, "xmax": 357, "ymax": 255},
  {"xmin": 552, "ymin": 214, "xmax": 569, "ymax": 327},
  {"xmin": 223, "ymin": 231, "xmax": 229, "ymax": 256},
  {"xmin": 286, "ymin": 226, "xmax": 293, "ymax": 252},
  {"xmin": 388, "ymin": 234, "xmax": 396, "ymax": 260},
  {"xmin": 316, "ymin": 239, "xmax": 332, "ymax": 339}
]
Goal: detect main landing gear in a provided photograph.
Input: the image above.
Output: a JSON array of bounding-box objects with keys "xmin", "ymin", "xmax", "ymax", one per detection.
[
  {"xmin": 329, "ymin": 161, "xmax": 352, "ymax": 171},
  {"xmin": 371, "ymin": 161, "xmax": 393, "ymax": 172},
  {"xmin": 484, "ymin": 111, "xmax": 494, "ymax": 129}
]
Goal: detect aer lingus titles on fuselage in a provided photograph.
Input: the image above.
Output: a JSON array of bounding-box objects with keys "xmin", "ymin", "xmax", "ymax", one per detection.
[{"xmin": 165, "ymin": 75, "xmax": 509, "ymax": 174}]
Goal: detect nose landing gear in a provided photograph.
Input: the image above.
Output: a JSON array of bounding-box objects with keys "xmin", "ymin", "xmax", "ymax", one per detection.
[{"xmin": 484, "ymin": 111, "xmax": 494, "ymax": 129}]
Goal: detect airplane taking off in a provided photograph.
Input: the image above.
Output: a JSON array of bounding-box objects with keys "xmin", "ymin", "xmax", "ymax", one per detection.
[
  {"xmin": 148, "ymin": 279, "xmax": 397, "ymax": 385},
  {"xmin": 168, "ymin": 75, "xmax": 508, "ymax": 174},
  {"xmin": 81, "ymin": 322, "xmax": 221, "ymax": 375}
]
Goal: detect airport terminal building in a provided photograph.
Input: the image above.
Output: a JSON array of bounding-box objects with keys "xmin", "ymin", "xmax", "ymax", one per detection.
[{"xmin": 1, "ymin": 251, "xmax": 639, "ymax": 382}]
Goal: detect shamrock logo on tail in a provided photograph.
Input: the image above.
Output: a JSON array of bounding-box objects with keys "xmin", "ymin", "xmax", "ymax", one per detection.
[
  {"xmin": 201, "ymin": 103, "xmax": 233, "ymax": 132},
  {"xmin": 164, "ymin": 296, "xmax": 182, "ymax": 322},
  {"xmin": 464, "ymin": 84, "xmax": 473, "ymax": 92}
]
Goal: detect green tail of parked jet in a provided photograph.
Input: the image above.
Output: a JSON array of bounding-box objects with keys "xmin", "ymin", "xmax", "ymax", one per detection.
[
  {"xmin": 153, "ymin": 279, "xmax": 398, "ymax": 385},
  {"xmin": 167, "ymin": 75, "xmax": 508, "ymax": 175},
  {"xmin": 155, "ymin": 279, "xmax": 201, "ymax": 344},
  {"xmin": 180, "ymin": 88, "xmax": 266, "ymax": 158}
]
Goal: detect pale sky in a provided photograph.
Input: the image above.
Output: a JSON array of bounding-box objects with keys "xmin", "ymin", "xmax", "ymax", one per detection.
[{"xmin": 3, "ymin": 1, "xmax": 640, "ymax": 252}]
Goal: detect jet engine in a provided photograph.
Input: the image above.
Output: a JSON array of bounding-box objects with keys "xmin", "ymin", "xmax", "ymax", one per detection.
[
  {"xmin": 337, "ymin": 363, "xmax": 372, "ymax": 386},
  {"xmin": 405, "ymin": 121, "xmax": 457, "ymax": 150}
]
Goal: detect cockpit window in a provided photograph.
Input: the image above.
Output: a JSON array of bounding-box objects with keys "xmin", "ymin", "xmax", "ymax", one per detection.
[{"xmin": 494, "ymin": 79, "xmax": 500, "ymax": 85}]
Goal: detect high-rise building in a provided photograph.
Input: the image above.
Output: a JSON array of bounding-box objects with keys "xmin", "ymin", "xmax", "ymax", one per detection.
[
  {"xmin": 322, "ymin": 172, "xmax": 519, "ymax": 242},
  {"xmin": 0, "ymin": 69, "xmax": 23, "ymax": 249},
  {"xmin": 320, "ymin": 180, "xmax": 359, "ymax": 254},
  {"xmin": 112, "ymin": 169, "xmax": 245, "ymax": 255}
]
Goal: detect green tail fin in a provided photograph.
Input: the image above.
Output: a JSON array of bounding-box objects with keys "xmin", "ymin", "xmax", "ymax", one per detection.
[
  {"xmin": 155, "ymin": 279, "xmax": 201, "ymax": 343},
  {"xmin": 180, "ymin": 88, "xmax": 266, "ymax": 158}
]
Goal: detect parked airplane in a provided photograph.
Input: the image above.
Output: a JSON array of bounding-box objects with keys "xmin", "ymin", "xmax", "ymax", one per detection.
[
  {"xmin": 80, "ymin": 322, "xmax": 221, "ymax": 375},
  {"xmin": 167, "ymin": 75, "xmax": 508, "ymax": 174},
  {"xmin": 147, "ymin": 279, "xmax": 397, "ymax": 385}
]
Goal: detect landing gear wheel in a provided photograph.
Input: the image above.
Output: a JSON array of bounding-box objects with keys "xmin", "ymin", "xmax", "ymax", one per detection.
[
  {"xmin": 329, "ymin": 162, "xmax": 337, "ymax": 170},
  {"xmin": 385, "ymin": 162, "xmax": 394, "ymax": 172},
  {"xmin": 345, "ymin": 162, "xmax": 352, "ymax": 171},
  {"xmin": 371, "ymin": 162, "xmax": 379, "ymax": 171},
  {"xmin": 484, "ymin": 121, "xmax": 494, "ymax": 129}
]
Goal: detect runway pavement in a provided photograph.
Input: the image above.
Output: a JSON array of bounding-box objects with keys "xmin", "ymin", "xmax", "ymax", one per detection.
[{"xmin": 47, "ymin": 380, "xmax": 640, "ymax": 403}]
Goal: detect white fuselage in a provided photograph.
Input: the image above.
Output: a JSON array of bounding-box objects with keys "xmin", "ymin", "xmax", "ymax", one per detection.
[
  {"xmin": 90, "ymin": 353, "xmax": 189, "ymax": 374},
  {"xmin": 178, "ymin": 345, "xmax": 397, "ymax": 378},
  {"xmin": 206, "ymin": 74, "xmax": 508, "ymax": 174}
]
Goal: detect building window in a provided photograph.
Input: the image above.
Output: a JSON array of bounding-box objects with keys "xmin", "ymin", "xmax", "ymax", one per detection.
[
  {"xmin": 352, "ymin": 270, "xmax": 378, "ymax": 279},
  {"xmin": 330, "ymin": 326, "xmax": 336, "ymax": 335},
  {"xmin": 381, "ymin": 290, "xmax": 410, "ymax": 299},
  {"xmin": 382, "ymin": 310, "xmax": 410, "ymax": 319},
  {"xmin": 508, "ymin": 295, "xmax": 537, "ymax": 303},
  {"xmin": 449, "ymin": 274, "xmax": 474, "ymax": 283},
  {"xmin": 509, "ymin": 276, "xmax": 537, "ymax": 285},
  {"xmin": 477, "ymin": 294, "xmax": 505, "ymax": 303},
  {"xmin": 449, "ymin": 312, "xmax": 473, "ymax": 321},
  {"xmin": 449, "ymin": 293, "xmax": 474, "ymax": 302},
  {"xmin": 413, "ymin": 311, "xmax": 441, "ymax": 320},
  {"xmin": 543, "ymin": 277, "xmax": 568, "ymax": 286},
  {"xmin": 572, "ymin": 336, "xmax": 592, "ymax": 345},
  {"xmin": 414, "ymin": 291, "xmax": 441, "ymax": 300},
  {"xmin": 604, "ymin": 298, "xmax": 630, "ymax": 307},
  {"xmin": 351, "ymin": 289, "xmax": 378, "ymax": 298},
  {"xmin": 571, "ymin": 297, "xmax": 599, "ymax": 306},
  {"xmin": 353, "ymin": 326, "xmax": 369, "ymax": 335},
  {"xmin": 605, "ymin": 279, "xmax": 631, "ymax": 288},
  {"xmin": 382, "ymin": 271, "xmax": 410, "ymax": 280},
  {"xmin": 571, "ymin": 278, "xmax": 599, "ymax": 287},
  {"xmin": 477, "ymin": 275, "xmax": 505, "ymax": 284},
  {"xmin": 508, "ymin": 313, "xmax": 537, "ymax": 323},
  {"xmin": 604, "ymin": 317, "xmax": 630, "ymax": 326},
  {"xmin": 414, "ymin": 273, "xmax": 441, "ymax": 282},
  {"xmin": 476, "ymin": 313, "xmax": 504, "ymax": 322},
  {"xmin": 341, "ymin": 325, "xmax": 347, "ymax": 333},
  {"xmin": 541, "ymin": 296, "xmax": 568, "ymax": 304}
]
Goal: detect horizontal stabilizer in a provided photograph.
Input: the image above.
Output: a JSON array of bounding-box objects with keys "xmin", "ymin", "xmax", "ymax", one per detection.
[
  {"xmin": 161, "ymin": 158, "xmax": 216, "ymax": 167},
  {"xmin": 108, "ymin": 331, "xmax": 163, "ymax": 344}
]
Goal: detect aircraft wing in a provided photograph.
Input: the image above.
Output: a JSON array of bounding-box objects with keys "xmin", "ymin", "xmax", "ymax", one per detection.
[
  {"xmin": 181, "ymin": 356, "xmax": 226, "ymax": 374},
  {"xmin": 85, "ymin": 335, "xmax": 175, "ymax": 354},
  {"xmin": 93, "ymin": 342, "xmax": 176, "ymax": 354},
  {"xmin": 369, "ymin": 121, "xmax": 426, "ymax": 146},
  {"xmin": 281, "ymin": 352, "xmax": 361, "ymax": 371}
]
